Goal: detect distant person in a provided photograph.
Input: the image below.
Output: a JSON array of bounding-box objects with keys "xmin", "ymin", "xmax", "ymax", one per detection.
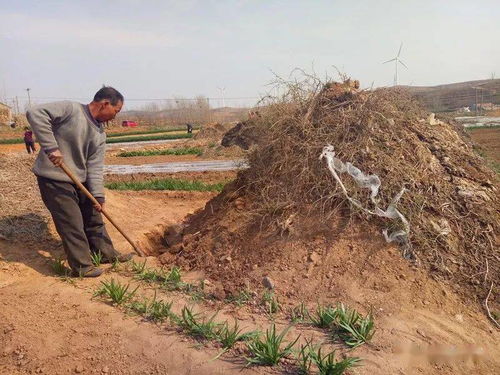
[
  {"xmin": 186, "ymin": 123, "xmax": 193, "ymax": 134},
  {"xmin": 26, "ymin": 86, "xmax": 133, "ymax": 278},
  {"xmin": 23, "ymin": 126, "xmax": 36, "ymax": 154}
]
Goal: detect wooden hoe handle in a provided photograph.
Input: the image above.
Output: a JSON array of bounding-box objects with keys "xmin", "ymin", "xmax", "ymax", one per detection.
[{"xmin": 59, "ymin": 162, "xmax": 145, "ymax": 257}]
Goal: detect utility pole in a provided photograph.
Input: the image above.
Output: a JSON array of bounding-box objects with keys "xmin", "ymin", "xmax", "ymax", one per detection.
[
  {"xmin": 15, "ymin": 96, "xmax": 19, "ymax": 114},
  {"xmin": 475, "ymin": 88, "xmax": 478, "ymax": 115},
  {"xmin": 26, "ymin": 88, "xmax": 31, "ymax": 108}
]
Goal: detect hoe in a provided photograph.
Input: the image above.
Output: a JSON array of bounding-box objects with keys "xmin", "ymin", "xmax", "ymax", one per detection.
[{"xmin": 60, "ymin": 162, "xmax": 146, "ymax": 257}]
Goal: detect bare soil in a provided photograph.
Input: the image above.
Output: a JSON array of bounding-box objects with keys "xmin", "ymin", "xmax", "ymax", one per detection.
[{"xmin": 468, "ymin": 127, "xmax": 500, "ymax": 163}]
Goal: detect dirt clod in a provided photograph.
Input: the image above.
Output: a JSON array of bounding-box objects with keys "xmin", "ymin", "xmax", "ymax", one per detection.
[{"xmin": 262, "ymin": 276, "xmax": 274, "ymax": 290}]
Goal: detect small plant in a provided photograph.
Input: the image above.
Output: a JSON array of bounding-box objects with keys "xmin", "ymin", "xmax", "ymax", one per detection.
[
  {"xmin": 51, "ymin": 257, "xmax": 68, "ymax": 276},
  {"xmin": 130, "ymin": 259, "xmax": 147, "ymax": 274},
  {"xmin": 178, "ymin": 306, "xmax": 221, "ymax": 340},
  {"xmin": 246, "ymin": 324, "xmax": 299, "ymax": 366},
  {"xmin": 262, "ymin": 290, "xmax": 281, "ymax": 316},
  {"xmin": 216, "ymin": 320, "xmax": 259, "ymax": 349},
  {"xmin": 90, "ymin": 251, "xmax": 103, "ymax": 267},
  {"xmin": 129, "ymin": 293, "xmax": 173, "ymax": 322},
  {"xmin": 135, "ymin": 267, "xmax": 165, "ymax": 283},
  {"xmin": 334, "ymin": 304, "xmax": 375, "ymax": 348},
  {"xmin": 94, "ymin": 279, "xmax": 138, "ymax": 305},
  {"xmin": 296, "ymin": 340, "xmax": 314, "ymax": 374},
  {"xmin": 165, "ymin": 266, "xmax": 182, "ymax": 283},
  {"xmin": 227, "ymin": 289, "xmax": 253, "ymax": 306},
  {"xmin": 290, "ymin": 302, "xmax": 310, "ymax": 323},
  {"xmin": 110, "ymin": 259, "xmax": 121, "ymax": 272},
  {"xmin": 309, "ymin": 304, "xmax": 338, "ymax": 328},
  {"xmin": 188, "ymin": 284, "xmax": 206, "ymax": 302},
  {"xmin": 309, "ymin": 346, "xmax": 360, "ymax": 375}
]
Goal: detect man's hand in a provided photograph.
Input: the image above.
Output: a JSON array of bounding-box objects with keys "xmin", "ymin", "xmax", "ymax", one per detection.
[
  {"xmin": 94, "ymin": 202, "xmax": 105, "ymax": 212},
  {"xmin": 47, "ymin": 150, "xmax": 63, "ymax": 166}
]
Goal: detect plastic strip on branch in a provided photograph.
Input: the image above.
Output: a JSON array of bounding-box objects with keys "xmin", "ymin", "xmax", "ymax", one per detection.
[{"xmin": 319, "ymin": 145, "xmax": 412, "ymax": 258}]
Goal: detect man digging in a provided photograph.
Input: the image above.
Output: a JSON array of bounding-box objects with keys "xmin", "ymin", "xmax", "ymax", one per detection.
[{"xmin": 27, "ymin": 87, "xmax": 133, "ymax": 277}]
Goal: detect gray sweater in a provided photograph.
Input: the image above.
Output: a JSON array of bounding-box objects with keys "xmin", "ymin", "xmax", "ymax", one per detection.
[{"xmin": 27, "ymin": 101, "xmax": 107, "ymax": 201}]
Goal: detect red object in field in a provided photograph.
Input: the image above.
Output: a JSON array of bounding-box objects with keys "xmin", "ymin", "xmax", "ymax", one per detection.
[{"xmin": 122, "ymin": 120, "xmax": 138, "ymax": 127}]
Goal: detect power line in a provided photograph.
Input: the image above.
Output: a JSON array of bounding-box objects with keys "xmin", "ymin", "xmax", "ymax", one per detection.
[{"xmin": 5, "ymin": 96, "xmax": 260, "ymax": 101}]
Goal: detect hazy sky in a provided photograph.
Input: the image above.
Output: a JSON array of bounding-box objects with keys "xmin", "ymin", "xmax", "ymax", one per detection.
[{"xmin": 0, "ymin": 0, "xmax": 499, "ymax": 108}]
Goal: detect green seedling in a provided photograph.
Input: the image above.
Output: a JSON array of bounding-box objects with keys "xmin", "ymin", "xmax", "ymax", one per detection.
[
  {"xmin": 309, "ymin": 304, "xmax": 338, "ymax": 328},
  {"xmin": 296, "ymin": 340, "xmax": 315, "ymax": 374},
  {"xmin": 262, "ymin": 290, "xmax": 281, "ymax": 316},
  {"xmin": 51, "ymin": 257, "xmax": 68, "ymax": 276},
  {"xmin": 334, "ymin": 304, "xmax": 375, "ymax": 348},
  {"xmin": 130, "ymin": 259, "xmax": 147, "ymax": 274},
  {"xmin": 94, "ymin": 279, "xmax": 138, "ymax": 305},
  {"xmin": 227, "ymin": 289, "xmax": 253, "ymax": 306},
  {"xmin": 165, "ymin": 266, "xmax": 182, "ymax": 283},
  {"xmin": 216, "ymin": 320, "xmax": 259, "ymax": 349},
  {"xmin": 110, "ymin": 259, "xmax": 120, "ymax": 272},
  {"xmin": 309, "ymin": 346, "xmax": 361, "ymax": 375},
  {"xmin": 135, "ymin": 267, "xmax": 165, "ymax": 282},
  {"xmin": 178, "ymin": 306, "xmax": 221, "ymax": 340},
  {"xmin": 290, "ymin": 302, "xmax": 310, "ymax": 323},
  {"xmin": 90, "ymin": 251, "xmax": 103, "ymax": 267},
  {"xmin": 129, "ymin": 293, "xmax": 173, "ymax": 322},
  {"xmin": 246, "ymin": 324, "xmax": 299, "ymax": 366}
]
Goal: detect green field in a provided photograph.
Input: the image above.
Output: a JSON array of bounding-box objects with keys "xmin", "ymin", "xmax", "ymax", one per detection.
[
  {"xmin": 106, "ymin": 133, "xmax": 193, "ymax": 144},
  {"xmin": 107, "ymin": 126, "xmax": 199, "ymax": 138},
  {"xmin": 0, "ymin": 127, "xmax": 197, "ymax": 144},
  {"xmin": 105, "ymin": 178, "xmax": 227, "ymax": 192},
  {"xmin": 0, "ymin": 138, "xmax": 25, "ymax": 144},
  {"xmin": 117, "ymin": 147, "xmax": 202, "ymax": 157}
]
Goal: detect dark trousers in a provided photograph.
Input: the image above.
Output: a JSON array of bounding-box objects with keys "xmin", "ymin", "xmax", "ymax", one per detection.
[
  {"xmin": 37, "ymin": 176, "xmax": 120, "ymax": 272},
  {"xmin": 25, "ymin": 141, "xmax": 36, "ymax": 154}
]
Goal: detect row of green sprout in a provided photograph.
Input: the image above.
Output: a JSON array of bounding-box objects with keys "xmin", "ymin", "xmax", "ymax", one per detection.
[{"xmin": 87, "ymin": 260, "xmax": 375, "ymax": 374}]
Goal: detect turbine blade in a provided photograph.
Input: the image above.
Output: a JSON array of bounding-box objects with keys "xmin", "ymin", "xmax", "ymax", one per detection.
[
  {"xmin": 399, "ymin": 60, "xmax": 408, "ymax": 69},
  {"xmin": 383, "ymin": 58, "xmax": 396, "ymax": 64},
  {"xmin": 398, "ymin": 42, "xmax": 403, "ymax": 57}
]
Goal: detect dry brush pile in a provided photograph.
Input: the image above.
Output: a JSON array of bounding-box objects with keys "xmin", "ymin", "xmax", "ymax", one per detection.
[{"xmin": 165, "ymin": 77, "xmax": 499, "ymax": 320}]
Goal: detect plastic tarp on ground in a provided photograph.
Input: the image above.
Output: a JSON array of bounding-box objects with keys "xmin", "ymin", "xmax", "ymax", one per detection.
[{"xmin": 320, "ymin": 145, "xmax": 411, "ymax": 258}]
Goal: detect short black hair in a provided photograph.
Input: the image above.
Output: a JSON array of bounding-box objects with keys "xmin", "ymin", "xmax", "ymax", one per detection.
[{"xmin": 93, "ymin": 86, "xmax": 124, "ymax": 105}]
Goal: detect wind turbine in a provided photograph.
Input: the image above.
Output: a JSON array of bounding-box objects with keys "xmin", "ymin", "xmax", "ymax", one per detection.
[
  {"xmin": 217, "ymin": 86, "xmax": 226, "ymax": 108},
  {"xmin": 383, "ymin": 43, "xmax": 408, "ymax": 86}
]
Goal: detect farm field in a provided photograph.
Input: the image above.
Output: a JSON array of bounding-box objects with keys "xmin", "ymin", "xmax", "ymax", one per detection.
[{"xmin": 1, "ymin": 94, "xmax": 499, "ymax": 375}]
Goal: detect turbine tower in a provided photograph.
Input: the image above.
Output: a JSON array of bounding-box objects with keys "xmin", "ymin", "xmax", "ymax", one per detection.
[{"xmin": 383, "ymin": 43, "xmax": 408, "ymax": 86}]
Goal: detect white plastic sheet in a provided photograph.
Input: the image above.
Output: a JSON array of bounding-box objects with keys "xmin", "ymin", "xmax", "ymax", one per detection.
[{"xmin": 320, "ymin": 145, "xmax": 411, "ymax": 257}]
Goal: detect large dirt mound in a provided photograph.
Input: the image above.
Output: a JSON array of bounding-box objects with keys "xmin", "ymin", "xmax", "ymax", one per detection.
[{"xmin": 157, "ymin": 79, "xmax": 499, "ymax": 319}]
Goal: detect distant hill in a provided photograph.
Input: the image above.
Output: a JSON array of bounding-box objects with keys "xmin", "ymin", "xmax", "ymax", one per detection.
[{"xmin": 402, "ymin": 79, "xmax": 500, "ymax": 112}]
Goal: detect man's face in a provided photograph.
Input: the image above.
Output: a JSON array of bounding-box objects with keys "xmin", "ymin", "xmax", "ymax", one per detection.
[{"xmin": 96, "ymin": 100, "xmax": 123, "ymax": 122}]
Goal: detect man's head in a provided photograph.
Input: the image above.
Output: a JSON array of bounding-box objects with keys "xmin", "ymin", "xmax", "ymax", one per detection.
[{"xmin": 90, "ymin": 86, "xmax": 124, "ymax": 122}]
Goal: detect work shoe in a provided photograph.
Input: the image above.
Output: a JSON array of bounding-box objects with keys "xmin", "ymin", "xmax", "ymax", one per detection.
[
  {"xmin": 102, "ymin": 252, "xmax": 134, "ymax": 264},
  {"xmin": 72, "ymin": 267, "xmax": 103, "ymax": 278}
]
